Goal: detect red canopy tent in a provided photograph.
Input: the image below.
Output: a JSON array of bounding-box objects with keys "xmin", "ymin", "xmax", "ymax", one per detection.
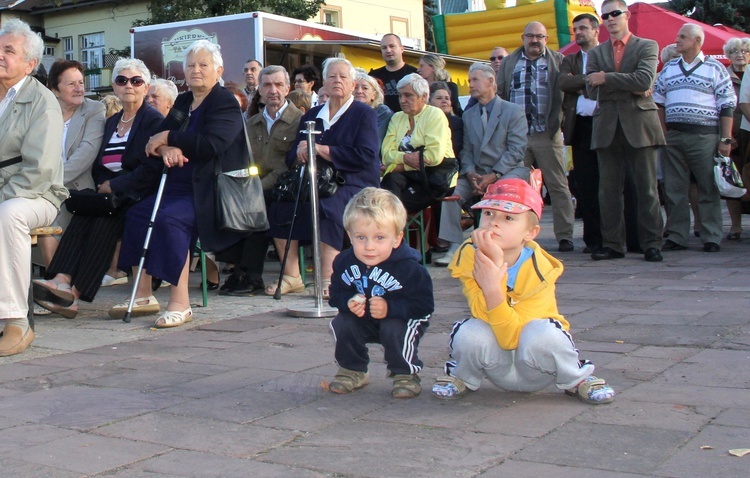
[{"xmin": 558, "ymin": 2, "xmax": 748, "ymax": 65}]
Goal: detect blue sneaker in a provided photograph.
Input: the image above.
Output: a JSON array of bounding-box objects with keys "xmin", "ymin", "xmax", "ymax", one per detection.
[
  {"xmin": 432, "ymin": 375, "xmax": 468, "ymax": 399},
  {"xmin": 566, "ymin": 376, "xmax": 615, "ymax": 404}
]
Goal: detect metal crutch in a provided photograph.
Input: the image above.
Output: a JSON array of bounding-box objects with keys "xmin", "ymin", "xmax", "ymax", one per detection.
[
  {"xmin": 288, "ymin": 121, "xmax": 337, "ymax": 318},
  {"xmin": 123, "ymin": 165, "xmax": 169, "ymax": 323},
  {"xmin": 273, "ymin": 162, "xmax": 308, "ymax": 300}
]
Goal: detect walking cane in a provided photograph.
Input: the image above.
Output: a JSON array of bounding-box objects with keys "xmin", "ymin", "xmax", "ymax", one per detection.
[
  {"xmin": 123, "ymin": 165, "xmax": 169, "ymax": 323},
  {"xmin": 287, "ymin": 121, "xmax": 337, "ymax": 318},
  {"xmin": 273, "ymin": 163, "xmax": 308, "ymax": 300}
]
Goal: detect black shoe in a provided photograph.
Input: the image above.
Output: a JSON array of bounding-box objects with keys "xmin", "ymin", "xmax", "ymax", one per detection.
[
  {"xmin": 151, "ymin": 278, "xmax": 162, "ymax": 291},
  {"xmin": 703, "ymin": 242, "xmax": 720, "ymax": 252},
  {"xmin": 583, "ymin": 246, "xmax": 591, "ymax": 254},
  {"xmin": 220, "ymin": 274, "xmax": 265, "ymax": 296},
  {"xmin": 199, "ymin": 280, "xmax": 219, "ymax": 291},
  {"xmin": 643, "ymin": 248, "xmax": 663, "ymax": 262},
  {"xmin": 219, "ymin": 272, "xmax": 244, "ymax": 293},
  {"xmin": 558, "ymin": 239, "xmax": 574, "ymax": 252},
  {"xmin": 591, "ymin": 247, "xmax": 625, "ymax": 261},
  {"xmin": 662, "ymin": 239, "xmax": 688, "ymax": 251}
]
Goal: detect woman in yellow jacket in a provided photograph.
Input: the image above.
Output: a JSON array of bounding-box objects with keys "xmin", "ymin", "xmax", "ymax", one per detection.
[{"xmin": 380, "ymin": 73, "xmax": 455, "ymax": 214}]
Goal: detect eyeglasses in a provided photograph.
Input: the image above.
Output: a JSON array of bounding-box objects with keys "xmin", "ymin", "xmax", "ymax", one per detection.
[
  {"xmin": 489, "ymin": 55, "xmax": 505, "ymax": 61},
  {"xmin": 114, "ymin": 75, "xmax": 145, "ymax": 87},
  {"xmin": 601, "ymin": 9, "xmax": 626, "ymax": 20},
  {"xmin": 523, "ymin": 34, "xmax": 548, "ymax": 40}
]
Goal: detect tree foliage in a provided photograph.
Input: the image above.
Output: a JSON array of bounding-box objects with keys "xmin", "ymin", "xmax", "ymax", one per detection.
[
  {"xmin": 424, "ymin": 0, "xmax": 438, "ymax": 52},
  {"xmin": 668, "ymin": 0, "xmax": 750, "ymax": 32},
  {"xmin": 134, "ymin": 0, "xmax": 325, "ymax": 26}
]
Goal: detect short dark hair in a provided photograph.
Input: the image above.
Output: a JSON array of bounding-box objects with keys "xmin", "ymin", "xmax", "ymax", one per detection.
[
  {"xmin": 381, "ymin": 33, "xmax": 403, "ymax": 47},
  {"xmin": 573, "ymin": 13, "xmax": 600, "ymax": 29},
  {"xmin": 292, "ymin": 64, "xmax": 321, "ymax": 90},
  {"xmin": 429, "ymin": 81, "xmax": 450, "ymax": 99},
  {"xmin": 47, "ymin": 59, "xmax": 84, "ymax": 91},
  {"xmin": 245, "ymin": 59, "xmax": 263, "ymax": 67}
]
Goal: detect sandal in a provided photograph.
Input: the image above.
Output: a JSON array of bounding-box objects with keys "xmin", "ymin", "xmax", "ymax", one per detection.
[
  {"xmin": 432, "ymin": 375, "xmax": 469, "ymax": 400},
  {"xmin": 33, "ymin": 280, "xmax": 74, "ymax": 306},
  {"xmin": 265, "ymin": 274, "xmax": 305, "ymax": 296},
  {"xmin": 727, "ymin": 231, "xmax": 742, "ymax": 241},
  {"xmin": 391, "ymin": 373, "xmax": 421, "ymax": 399},
  {"xmin": 566, "ymin": 376, "xmax": 615, "ymax": 405},
  {"xmin": 108, "ymin": 295, "xmax": 160, "ymax": 320},
  {"xmin": 33, "ymin": 305, "xmax": 52, "ymax": 316},
  {"xmin": 328, "ymin": 368, "xmax": 369, "ymax": 394},
  {"xmin": 35, "ymin": 299, "xmax": 78, "ymax": 319},
  {"xmin": 154, "ymin": 307, "xmax": 193, "ymax": 328}
]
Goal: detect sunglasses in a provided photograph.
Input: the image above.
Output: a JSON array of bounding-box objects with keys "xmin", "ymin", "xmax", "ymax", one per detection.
[
  {"xmin": 489, "ymin": 55, "xmax": 505, "ymax": 61},
  {"xmin": 114, "ymin": 75, "xmax": 145, "ymax": 87},
  {"xmin": 601, "ymin": 9, "xmax": 626, "ymax": 20}
]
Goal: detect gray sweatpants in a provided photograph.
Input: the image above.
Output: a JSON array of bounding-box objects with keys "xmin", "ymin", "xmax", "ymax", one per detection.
[{"xmin": 445, "ymin": 318, "xmax": 594, "ymax": 392}]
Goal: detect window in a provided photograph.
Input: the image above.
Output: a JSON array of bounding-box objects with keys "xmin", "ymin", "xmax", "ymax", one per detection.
[
  {"xmin": 44, "ymin": 46, "xmax": 55, "ymax": 56},
  {"xmin": 321, "ymin": 7, "xmax": 341, "ymax": 28},
  {"xmin": 390, "ymin": 17, "xmax": 409, "ymax": 38},
  {"xmin": 80, "ymin": 32, "xmax": 105, "ymax": 89},
  {"xmin": 63, "ymin": 37, "xmax": 73, "ymax": 60}
]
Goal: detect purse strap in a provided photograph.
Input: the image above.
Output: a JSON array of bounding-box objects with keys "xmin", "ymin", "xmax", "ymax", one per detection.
[
  {"xmin": 0, "ymin": 156, "xmax": 22, "ymax": 169},
  {"xmin": 215, "ymin": 112, "xmax": 257, "ymax": 176}
]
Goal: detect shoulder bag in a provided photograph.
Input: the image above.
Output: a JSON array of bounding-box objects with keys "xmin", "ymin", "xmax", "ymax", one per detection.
[
  {"xmin": 402, "ymin": 147, "xmax": 458, "ymax": 201},
  {"xmin": 214, "ymin": 114, "xmax": 269, "ymax": 232},
  {"xmin": 65, "ymin": 189, "xmax": 123, "ymax": 217}
]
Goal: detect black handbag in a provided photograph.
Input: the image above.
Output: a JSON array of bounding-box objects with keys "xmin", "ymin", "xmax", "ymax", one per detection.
[
  {"xmin": 271, "ymin": 161, "xmax": 343, "ymax": 202},
  {"xmin": 65, "ymin": 189, "xmax": 122, "ymax": 217},
  {"xmin": 214, "ymin": 114, "xmax": 269, "ymax": 232},
  {"xmin": 402, "ymin": 148, "xmax": 458, "ymax": 201}
]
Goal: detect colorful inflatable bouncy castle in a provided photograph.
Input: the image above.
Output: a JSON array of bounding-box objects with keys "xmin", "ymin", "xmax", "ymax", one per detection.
[{"xmin": 433, "ymin": 0, "xmax": 598, "ymax": 60}]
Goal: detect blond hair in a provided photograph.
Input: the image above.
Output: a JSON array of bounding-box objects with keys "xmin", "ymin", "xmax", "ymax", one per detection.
[{"xmin": 343, "ymin": 187, "xmax": 406, "ymax": 235}]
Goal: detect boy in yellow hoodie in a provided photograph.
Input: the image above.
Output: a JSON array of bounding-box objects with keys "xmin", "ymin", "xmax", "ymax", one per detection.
[{"xmin": 432, "ymin": 178, "xmax": 615, "ymax": 404}]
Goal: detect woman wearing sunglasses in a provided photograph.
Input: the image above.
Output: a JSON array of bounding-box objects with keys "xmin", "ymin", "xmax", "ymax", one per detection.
[
  {"xmin": 111, "ymin": 39, "xmax": 248, "ymax": 327},
  {"xmin": 32, "ymin": 58, "xmax": 165, "ymax": 318}
]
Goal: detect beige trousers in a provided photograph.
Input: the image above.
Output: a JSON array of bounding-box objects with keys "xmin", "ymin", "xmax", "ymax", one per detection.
[{"xmin": 0, "ymin": 197, "xmax": 58, "ymax": 319}]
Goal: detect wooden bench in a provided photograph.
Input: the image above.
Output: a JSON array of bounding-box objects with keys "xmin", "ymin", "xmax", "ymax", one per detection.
[{"xmin": 28, "ymin": 226, "xmax": 63, "ymax": 327}]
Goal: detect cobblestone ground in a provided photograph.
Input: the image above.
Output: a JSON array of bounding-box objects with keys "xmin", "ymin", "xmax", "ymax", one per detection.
[{"xmin": 1, "ymin": 209, "xmax": 748, "ymax": 477}]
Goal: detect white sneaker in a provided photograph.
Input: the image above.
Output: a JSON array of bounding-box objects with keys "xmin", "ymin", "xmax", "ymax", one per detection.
[
  {"xmin": 434, "ymin": 243, "xmax": 459, "ymax": 267},
  {"xmin": 101, "ymin": 274, "xmax": 128, "ymax": 287}
]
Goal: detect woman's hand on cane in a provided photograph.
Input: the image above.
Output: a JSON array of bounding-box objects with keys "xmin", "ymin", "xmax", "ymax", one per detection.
[{"xmin": 160, "ymin": 146, "xmax": 188, "ymax": 168}]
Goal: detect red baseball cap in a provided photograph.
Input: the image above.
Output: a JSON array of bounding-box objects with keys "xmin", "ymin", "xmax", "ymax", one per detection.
[{"xmin": 471, "ymin": 178, "xmax": 543, "ymax": 219}]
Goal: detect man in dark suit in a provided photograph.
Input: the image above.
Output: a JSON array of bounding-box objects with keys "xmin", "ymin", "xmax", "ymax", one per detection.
[
  {"xmin": 586, "ymin": 0, "xmax": 665, "ymax": 262},
  {"xmin": 497, "ymin": 21, "xmax": 576, "ymax": 253},
  {"xmin": 435, "ymin": 62, "xmax": 528, "ymax": 266},
  {"xmin": 560, "ymin": 13, "xmax": 601, "ymax": 254}
]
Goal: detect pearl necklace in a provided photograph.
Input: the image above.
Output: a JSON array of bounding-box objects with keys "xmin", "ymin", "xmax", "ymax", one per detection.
[{"xmin": 119, "ymin": 112, "xmax": 135, "ymax": 124}]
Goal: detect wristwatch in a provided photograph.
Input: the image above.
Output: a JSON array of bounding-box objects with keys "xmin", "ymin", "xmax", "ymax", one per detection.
[
  {"xmin": 720, "ymin": 137, "xmax": 733, "ymax": 144},
  {"xmin": 494, "ymin": 172, "xmax": 503, "ymax": 179}
]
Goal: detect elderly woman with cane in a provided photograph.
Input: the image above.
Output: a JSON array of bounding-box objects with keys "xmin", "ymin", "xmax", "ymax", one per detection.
[
  {"xmin": 266, "ymin": 57, "xmax": 380, "ymax": 299},
  {"xmin": 110, "ymin": 39, "xmax": 249, "ymax": 327}
]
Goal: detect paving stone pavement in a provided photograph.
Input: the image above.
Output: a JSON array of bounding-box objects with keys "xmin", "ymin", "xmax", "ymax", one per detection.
[{"xmin": 1, "ymin": 212, "xmax": 749, "ymax": 477}]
